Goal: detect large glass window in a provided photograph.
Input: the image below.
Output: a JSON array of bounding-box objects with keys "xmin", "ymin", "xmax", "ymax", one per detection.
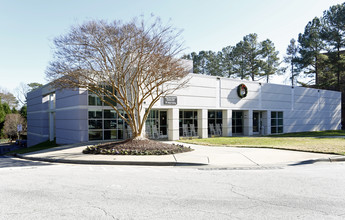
[
  {"xmin": 271, "ymin": 111, "xmax": 283, "ymax": 134},
  {"xmin": 88, "ymin": 93, "xmax": 102, "ymax": 106},
  {"xmin": 208, "ymin": 110, "xmax": 223, "ymax": 136},
  {"xmin": 88, "ymin": 109, "xmax": 130, "ymax": 141},
  {"xmin": 179, "ymin": 110, "xmax": 198, "ymax": 137},
  {"xmin": 88, "ymin": 90, "xmax": 117, "ymax": 107},
  {"xmin": 145, "ymin": 110, "xmax": 168, "ymax": 139},
  {"xmin": 232, "ymin": 111, "xmax": 243, "ymax": 134}
]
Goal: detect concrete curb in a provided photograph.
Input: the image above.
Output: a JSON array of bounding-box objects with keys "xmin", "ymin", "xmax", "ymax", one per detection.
[
  {"xmin": 14, "ymin": 154, "xmax": 208, "ymax": 167},
  {"xmin": 289, "ymin": 156, "xmax": 345, "ymax": 166},
  {"xmin": 329, "ymin": 156, "xmax": 345, "ymax": 162}
]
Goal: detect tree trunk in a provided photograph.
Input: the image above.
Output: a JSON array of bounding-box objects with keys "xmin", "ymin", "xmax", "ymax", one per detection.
[
  {"xmin": 337, "ymin": 46, "xmax": 340, "ymax": 91},
  {"xmin": 131, "ymin": 123, "xmax": 148, "ymax": 141},
  {"xmin": 291, "ymin": 62, "xmax": 294, "ymax": 87},
  {"xmin": 315, "ymin": 55, "xmax": 318, "ymax": 86}
]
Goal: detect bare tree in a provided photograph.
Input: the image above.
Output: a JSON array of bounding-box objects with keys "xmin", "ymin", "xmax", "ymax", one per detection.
[
  {"xmin": 46, "ymin": 18, "xmax": 189, "ymax": 140},
  {"xmin": 15, "ymin": 82, "xmax": 43, "ymax": 105},
  {"xmin": 3, "ymin": 113, "xmax": 26, "ymax": 139}
]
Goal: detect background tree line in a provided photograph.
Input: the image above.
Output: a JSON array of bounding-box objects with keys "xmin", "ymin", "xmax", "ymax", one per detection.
[
  {"xmin": 183, "ymin": 2, "xmax": 345, "ymax": 91},
  {"xmin": 286, "ymin": 2, "xmax": 345, "ymax": 91},
  {"xmin": 0, "ymin": 83, "xmax": 42, "ymax": 140},
  {"xmin": 182, "ymin": 33, "xmax": 282, "ymax": 83}
]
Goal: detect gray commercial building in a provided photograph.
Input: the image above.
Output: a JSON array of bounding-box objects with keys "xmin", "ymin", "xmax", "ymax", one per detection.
[{"xmin": 27, "ymin": 73, "xmax": 341, "ymax": 147}]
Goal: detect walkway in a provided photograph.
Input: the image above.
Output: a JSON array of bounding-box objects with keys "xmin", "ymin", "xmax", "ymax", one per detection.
[{"xmin": 11, "ymin": 141, "xmax": 345, "ymax": 167}]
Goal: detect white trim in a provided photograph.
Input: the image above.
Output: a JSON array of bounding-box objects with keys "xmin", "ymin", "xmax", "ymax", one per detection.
[{"xmin": 27, "ymin": 132, "xmax": 49, "ymax": 138}]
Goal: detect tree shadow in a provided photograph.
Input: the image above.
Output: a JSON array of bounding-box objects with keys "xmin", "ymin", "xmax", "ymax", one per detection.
[{"xmin": 0, "ymin": 156, "xmax": 52, "ymax": 169}]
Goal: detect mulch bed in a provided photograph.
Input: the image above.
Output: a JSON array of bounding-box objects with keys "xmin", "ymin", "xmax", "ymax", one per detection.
[{"xmin": 82, "ymin": 139, "xmax": 193, "ymax": 155}]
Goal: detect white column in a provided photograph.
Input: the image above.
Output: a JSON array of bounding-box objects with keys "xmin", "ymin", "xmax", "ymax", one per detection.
[
  {"xmin": 266, "ymin": 110, "xmax": 271, "ymax": 134},
  {"xmin": 49, "ymin": 112, "xmax": 55, "ymax": 141},
  {"xmin": 198, "ymin": 109, "xmax": 208, "ymax": 138},
  {"xmin": 168, "ymin": 108, "xmax": 179, "ymax": 141},
  {"xmin": 222, "ymin": 109, "xmax": 232, "ymax": 137},
  {"xmin": 243, "ymin": 110, "xmax": 253, "ymax": 136},
  {"xmin": 261, "ymin": 111, "xmax": 268, "ymax": 135}
]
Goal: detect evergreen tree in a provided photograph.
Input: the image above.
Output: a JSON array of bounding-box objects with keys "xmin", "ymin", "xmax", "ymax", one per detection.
[
  {"xmin": 284, "ymin": 38, "xmax": 300, "ymax": 87},
  {"xmin": 0, "ymin": 98, "xmax": 5, "ymax": 123},
  {"xmin": 260, "ymin": 39, "xmax": 281, "ymax": 83},
  {"xmin": 0, "ymin": 98, "xmax": 5, "ymax": 138},
  {"xmin": 298, "ymin": 17, "xmax": 327, "ymax": 86},
  {"xmin": 237, "ymin": 33, "xmax": 262, "ymax": 81},
  {"xmin": 20, "ymin": 105, "xmax": 27, "ymax": 120},
  {"xmin": 183, "ymin": 34, "xmax": 281, "ymax": 81},
  {"xmin": 232, "ymin": 40, "xmax": 251, "ymax": 80},
  {"xmin": 321, "ymin": 3, "xmax": 345, "ymax": 90},
  {"xmin": 220, "ymin": 46, "xmax": 236, "ymax": 78},
  {"xmin": 182, "ymin": 51, "xmax": 222, "ymax": 76},
  {"xmin": 2, "ymin": 102, "xmax": 11, "ymax": 115}
]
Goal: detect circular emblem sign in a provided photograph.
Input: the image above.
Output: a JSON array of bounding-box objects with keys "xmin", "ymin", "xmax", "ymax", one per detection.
[{"xmin": 237, "ymin": 83, "xmax": 248, "ymax": 98}]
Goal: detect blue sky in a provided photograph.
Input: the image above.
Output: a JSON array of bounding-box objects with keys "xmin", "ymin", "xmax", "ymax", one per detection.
[{"xmin": 0, "ymin": 0, "xmax": 344, "ymax": 93}]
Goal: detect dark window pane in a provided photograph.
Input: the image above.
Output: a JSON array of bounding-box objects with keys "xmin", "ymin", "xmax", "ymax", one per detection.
[
  {"xmin": 118, "ymin": 121, "xmax": 124, "ymax": 130},
  {"xmin": 185, "ymin": 119, "xmax": 193, "ymax": 126},
  {"xmin": 271, "ymin": 112, "xmax": 276, "ymax": 118},
  {"xmin": 278, "ymin": 127, "xmax": 283, "ymax": 133},
  {"xmin": 118, "ymin": 130, "xmax": 123, "ymax": 139},
  {"xmin": 208, "ymin": 111, "xmax": 215, "ymax": 119},
  {"xmin": 89, "ymin": 120, "xmax": 102, "ymax": 129},
  {"xmin": 278, "ymin": 112, "xmax": 283, "ymax": 118},
  {"xmin": 96, "ymin": 96, "xmax": 102, "ymax": 106},
  {"xmin": 88, "ymin": 110, "xmax": 102, "ymax": 119},
  {"xmin": 88, "ymin": 95, "xmax": 95, "ymax": 106},
  {"xmin": 278, "ymin": 119, "xmax": 283, "ymax": 126},
  {"xmin": 216, "ymin": 111, "xmax": 222, "ymax": 119},
  {"xmin": 236, "ymin": 119, "xmax": 242, "ymax": 126},
  {"xmin": 184, "ymin": 111, "xmax": 193, "ymax": 119},
  {"xmin": 104, "ymin": 110, "xmax": 117, "ymax": 119},
  {"xmin": 104, "ymin": 130, "xmax": 117, "ymax": 140},
  {"xmin": 237, "ymin": 112, "xmax": 242, "ymax": 118},
  {"xmin": 104, "ymin": 120, "xmax": 117, "ymax": 129},
  {"xmin": 271, "ymin": 119, "xmax": 277, "ymax": 126},
  {"xmin": 89, "ymin": 130, "xmax": 102, "ymax": 140},
  {"xmin": 236, "ymin": 127, "xmax": 243, "ymax": 133}
]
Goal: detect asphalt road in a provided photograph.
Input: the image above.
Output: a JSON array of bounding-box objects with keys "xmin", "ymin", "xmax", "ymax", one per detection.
[{"xmin": 1, "ymin": 157, "xmax": 345, "ymax": 219}]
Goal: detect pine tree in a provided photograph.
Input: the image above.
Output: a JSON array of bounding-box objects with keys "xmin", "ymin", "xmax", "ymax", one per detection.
[
  {"xmin": 284, "ymin": 39, "xmax": 300, "ymax": 87},
  {"xmin": 260, "ymin": 39, "xmax": 281, "ymax": 83},
  {"xmin": 321, "ymin": 3, "xmax": 345, "ymax": 90},
  {"xmin": 298, "ymin": 17, "xmax": 327, "ymax": 86}
]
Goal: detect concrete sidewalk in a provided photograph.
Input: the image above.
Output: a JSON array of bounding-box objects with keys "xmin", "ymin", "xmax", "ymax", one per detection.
[{"xmin": 13, "ymin": 141, "xmax": 345, "ymax": 167}]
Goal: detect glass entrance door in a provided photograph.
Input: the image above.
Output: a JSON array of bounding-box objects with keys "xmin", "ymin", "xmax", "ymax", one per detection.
[
  {"xmin": 253, "ymin": 112, "xmax": 260, "ymax": 134},
  {"xmin": 146, "ymin": 110, "xmax": 168, "ymax": 139},
  {"xmin": 232, "ymin": 111, "xmax": 243, "ymax": 134},
  {"xmin": 159, "ymin": 111, "xmax": 167, "ymax": 137}
]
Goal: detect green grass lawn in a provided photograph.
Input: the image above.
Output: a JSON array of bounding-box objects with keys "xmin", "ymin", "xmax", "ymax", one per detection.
[
  {"xmin": 268, "ymin": 130, "xmax": 345, "ymax": 137},
  {"xmin": 180, "ymin": 130, "xmax": 345, "ymax": 155},
  {"xmin": 5, "ymin": 140, "xmax": 59, "ymax": 155}
]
